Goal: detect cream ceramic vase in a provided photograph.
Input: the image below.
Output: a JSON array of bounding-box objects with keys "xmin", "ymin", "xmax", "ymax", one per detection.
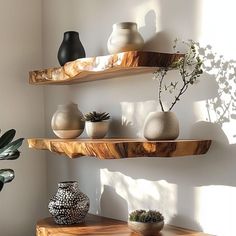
[
  {"xmin": 51, "ymin": 103, "xmax": 85, "ymax": 139},
  {"xmin": 85, "ymin": 120, "xmax": 110, "ymax": 139},
  {"xmin": 143, "ymin": 111, "xmax": 179, "ymax": 140},
  {"xmin": 107, "ymin": 22, "xmax": 144, "ymax": 54}
]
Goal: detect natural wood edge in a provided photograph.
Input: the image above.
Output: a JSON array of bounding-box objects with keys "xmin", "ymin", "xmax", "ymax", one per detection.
[
  {"xmin": 28, "ymin": 138, "xmax": 211, "ymax": 159},
  {"xmin": 29, "ymin": 51, "xmax": 184, "ymax": 85}
]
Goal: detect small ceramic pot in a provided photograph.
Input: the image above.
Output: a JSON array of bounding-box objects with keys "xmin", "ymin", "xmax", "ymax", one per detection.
[
  {"xmin": 143, "ymin": 111, "xmax": 179, "ymax": 140},
  {"xmin": 51, "ymin": 103, "xmax": 85, "ymax": 139},
  {"xmin": 48, "ymin": 181, "xmax": 90, "ymax": 225},
  {"xmin": 107, "ymin": 22, "xmax": 144, "ymax": 54},
  {"xmin": 85, "ymin": 120, "xmax": 110, "ymax": 139},
  {"xmin": 128, "ymin": 220, "xmax": 164, "ymax": 236}
]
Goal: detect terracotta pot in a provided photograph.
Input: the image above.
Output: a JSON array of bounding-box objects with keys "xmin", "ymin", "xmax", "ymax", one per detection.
[
  {"xmin": 143, "ymin": 111, "xmax": 179, "ymax": 140},
  {"xmin": 128, "ymin": 220, "xmax": 164, "ymax": 236},
  {"xmin": 51, "ymin": 103, "xmax": 85, "ymax": 139},
  {"xmin": 107, "ymin": 22, "xmax": 144, "ymax": 54},
  {"xmin": 85, "ymin": 120, "xmax": 110, "ymax": 139},
  {"xmin": 48, "ymin": 181, "xmax": 90, "ymax": 225}
]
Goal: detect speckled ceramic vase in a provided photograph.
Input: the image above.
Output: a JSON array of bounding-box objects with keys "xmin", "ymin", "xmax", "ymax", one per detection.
[
  {"xmin": 48, "ymin": 181, "xmax": 90, "ymax": 225},
  {"xmin": 107, "ymin": 22, "xmax": 144, "ymax": 54},
  {"xmin": 143, "ymin": 111, "xmax": 179, "ymax": 140},
  {"xmin": 51, "ymin": 103, "xmax": 85, "ymax": 139}
]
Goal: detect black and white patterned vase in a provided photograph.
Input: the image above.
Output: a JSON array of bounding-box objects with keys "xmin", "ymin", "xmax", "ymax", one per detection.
[{"xmin": 48, "ymin": 181, "xmax": 90, "ymax": 225}]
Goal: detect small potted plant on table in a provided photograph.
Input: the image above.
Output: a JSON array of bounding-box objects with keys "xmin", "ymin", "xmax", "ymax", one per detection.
[
  {"xmin": 128, "ymin": 209, "xmax": 164, "ymax": 236},
  {"xmin": 84, "ymin": 111, "xmax": 110, "ymax": 139}
]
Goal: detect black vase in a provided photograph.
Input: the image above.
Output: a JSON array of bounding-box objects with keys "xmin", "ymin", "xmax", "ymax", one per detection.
[{"xmin": 57, "ymin": 31, "xmax": 86, "ymax": 66}]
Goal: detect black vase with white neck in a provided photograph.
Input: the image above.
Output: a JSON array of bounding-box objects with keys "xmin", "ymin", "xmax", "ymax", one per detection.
[{"xmin": 57, "ymin": 31, "xmax": 86, "ymax": 66}]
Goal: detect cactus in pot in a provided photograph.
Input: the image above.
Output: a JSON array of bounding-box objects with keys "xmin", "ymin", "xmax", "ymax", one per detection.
[
  {"xmin": 128, "ymin": 210, "xmax": 164, "ymax": 235},
  {"xmin": 83, "ymin": 111, "xmax": 110, "ymax": 139}
]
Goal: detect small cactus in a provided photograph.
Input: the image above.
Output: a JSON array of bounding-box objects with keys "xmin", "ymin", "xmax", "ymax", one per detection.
[
  {"xmin": 129, "ymin": 210, "xmax": 164, "ymax": 223},
  {"xmin": 83, "ymin": 111, "xmax": 110, "ymax": 122}
]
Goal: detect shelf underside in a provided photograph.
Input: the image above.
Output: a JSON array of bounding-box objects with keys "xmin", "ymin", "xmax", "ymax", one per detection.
[
  {"xmin": 36, "ymin": 214, "xmax": 212, "ymax": 236},
  {"xmin": 29, "ymin": 51, "xmax": 184, "ymax": 85},
  {"xmin": 28, "ymin": 138, "xmax": 211, "ymax": 159}
]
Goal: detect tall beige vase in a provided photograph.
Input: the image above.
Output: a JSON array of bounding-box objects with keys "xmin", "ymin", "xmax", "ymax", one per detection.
[
  {"xmin": 107, "ymin": 22, "xmax": 144, "ymax": 54},
  {"xmin": 143, "ymin": 111, "xmax": 179, "ymax": 140},
  {"xmin": 51, "ymin": 103, "xmax": 85, "ymax": 139}
]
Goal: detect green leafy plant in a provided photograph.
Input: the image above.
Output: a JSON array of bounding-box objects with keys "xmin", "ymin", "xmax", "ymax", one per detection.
[
  {"xmin": 129, "ymin": 210, "xmax": 164, "ymax": 223},
  {"xmin": 0, "ymin": 129, "xmax": 24, "ymax": 191},
  {"xmin": 83, "ymin": 111, "xmax": 110, "ymax": 122},
  {"xmin": 154, "ymin": 39, "xmax": 204, "ymax": 111}
]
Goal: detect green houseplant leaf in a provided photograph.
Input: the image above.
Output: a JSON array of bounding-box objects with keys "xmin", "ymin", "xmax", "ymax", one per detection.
[{"xmin": 0, "ymin": 129, "xmax": 16, "ymax": 149}]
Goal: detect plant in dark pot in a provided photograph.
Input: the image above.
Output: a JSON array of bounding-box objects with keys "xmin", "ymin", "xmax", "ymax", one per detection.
[
  {"xmin": 143, "ymin": 39, "xmax": 204, "ymax": 140},
  {"xmin": 0, "ymin": 129, "xmax": 24, "ymax": 191},
  {"xmin": 84, "ymin": 111, "xmax": 110, "ymax": 139},
  {"xmin": 128, "ymin": 209, "xmax": 164, "ymax": 236}
]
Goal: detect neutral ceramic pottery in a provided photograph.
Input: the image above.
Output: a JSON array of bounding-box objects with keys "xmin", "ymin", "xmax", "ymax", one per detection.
[
  {"xmin": 143, "ymin": 111, "xmax": 179, "ymax": 140},
  {"xmin": 48, "ymin": 181, "xmax": 90, "ymax": 225},
  {"xmin": 57, "ymin": 31, "xmax": 86, "ymax": 66},
  {"xmin": 51, "ymin": 103, "xmax": 85, "ymax": 139},
  {"xmin": 85, "ymin": 120, "xmax": 110, "ymax": 139},
  {"xmin": 128, "ymin": 220, "xmax": 164, "ymax": 236},
  {"xmin": 107, "ymin": 22, "xmax": 144, "ymax": 54}
]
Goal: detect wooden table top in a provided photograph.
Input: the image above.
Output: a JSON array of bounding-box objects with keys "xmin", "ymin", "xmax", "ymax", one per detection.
[{"xmin": 36, "ymin": 214, "xmax": 212, "ymax": 236}]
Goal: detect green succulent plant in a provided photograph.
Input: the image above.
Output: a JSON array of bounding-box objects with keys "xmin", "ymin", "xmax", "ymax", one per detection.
[
  {"xmin": 83, "ymin": 111, "xmax": 110, "ymax": 122},
  {"xmin": 0, "ymin": 129, "xmax": 24, "ymax": 191},
  {"xmin": 129, "ymin": 210, "xmax": 164, "ymax": 223}
]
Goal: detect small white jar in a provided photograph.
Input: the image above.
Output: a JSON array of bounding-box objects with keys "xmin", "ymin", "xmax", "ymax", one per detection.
[{"xmin": 107, "ymin": 22, "xmax": 144, "ymax": 54}]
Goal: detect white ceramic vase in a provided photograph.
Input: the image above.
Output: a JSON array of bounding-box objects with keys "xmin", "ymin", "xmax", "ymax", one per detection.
[
  {"xmin": 85, "ymin": 120, "xmax": 110, "ymax": 139},
  {"xmin": 51, "ymin": 103, "xmax": 85, "ymax": 139},
  {"xmin": 143, "ymin": 111, "xmax": 179, "ymax": 140},
  {"xmin": 107, "ymin": 22, "xmax": 144, "ymax": 54}
]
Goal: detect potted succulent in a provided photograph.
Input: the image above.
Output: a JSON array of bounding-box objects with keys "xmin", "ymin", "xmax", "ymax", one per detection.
[
  {"xmin": 84, "ymin": 111, "xmax": 110, "ymax": 139},
  {"xmin": 128, "ymin": 209, "xmax": 164, "ymax": 236},
  {"xmin": 144, "ymin": 39, "xmax": 204, "ymax": 140},
  {"xmin": 0, "ymin": 129, "xmax": 24, "ymax": 191}
]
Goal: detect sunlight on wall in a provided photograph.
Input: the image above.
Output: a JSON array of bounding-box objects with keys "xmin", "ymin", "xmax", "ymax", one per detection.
[
  {"xmin": 121, "ymin": 100, "xmax": 157, "ymax": 137},
  {"xmin": 195, "ymin": 185, "xmax": 236, "ymax": 235},
  {"xmin": 199, "ymin": 0, "xmax": 236, "ymax": 59},
  {"xmin": 100, "ymin": 168, "xmax": 177, "ymax": 222}
]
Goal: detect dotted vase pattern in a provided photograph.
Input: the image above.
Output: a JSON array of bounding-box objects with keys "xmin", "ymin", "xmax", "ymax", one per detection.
[{"xmin": 48, "ymin": 181, "xmax": 90, "ymax": 225}]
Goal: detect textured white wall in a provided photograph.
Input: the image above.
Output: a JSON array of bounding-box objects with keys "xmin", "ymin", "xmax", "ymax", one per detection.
[
  {"xmin": 0, "ymin": 1, "xmax": 47, "ymax": 236},
  {"xmin": 43, "ymin": 1, "xmax": 236, "ymax": 235}
]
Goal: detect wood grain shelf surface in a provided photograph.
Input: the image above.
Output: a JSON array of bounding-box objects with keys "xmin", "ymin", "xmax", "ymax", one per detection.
[
  {"xmin": 29, "ymin": 51, "xmax": 184, "ymax": 85},
  {"xmin": 28, "ymin": 138, "xmax": 211, "ymax": 159},
  {"xmin": 36, "ymin": 214, "xmax": 212, "ymax": 236}
]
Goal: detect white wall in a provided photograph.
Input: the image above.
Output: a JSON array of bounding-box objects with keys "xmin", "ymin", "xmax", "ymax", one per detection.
[
  {"xmin": 43, "ymin": 1, "xmax": 236, "ymax": 235},
  {"xmin": 0, "ymin": 1, "xmax": 47, "ymax": 236}
]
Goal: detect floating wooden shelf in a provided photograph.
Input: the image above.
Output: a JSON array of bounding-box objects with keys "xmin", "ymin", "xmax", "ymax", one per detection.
[
  {"xmin": 29, "ymin": 51, "xmax": 184, "ymax": 85},
  {"xmin": 28, "ymin": 138, "xmax": 211, "ymax": 159},
  {"xmin": 36, "ymin": 214, "xmax": 212, "ymax": 236}
]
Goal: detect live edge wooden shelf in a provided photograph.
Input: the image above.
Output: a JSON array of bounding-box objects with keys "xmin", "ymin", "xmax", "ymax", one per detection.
[
  {"xmin": 29, "ymin": 51, "xmax": 184, "ymax": 85},
  {"xmin": 27, "ymin": 138, "xmax": 211, "ymax": 159},
  {"xmin": 36, "ymin": 214, "xmax": 212, "ymax": 236}
]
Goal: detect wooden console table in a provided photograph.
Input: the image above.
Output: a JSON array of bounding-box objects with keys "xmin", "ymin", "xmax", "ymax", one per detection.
[{"xmin": 36, "ymin": 214, "xmax": 212, "ymax": 236}]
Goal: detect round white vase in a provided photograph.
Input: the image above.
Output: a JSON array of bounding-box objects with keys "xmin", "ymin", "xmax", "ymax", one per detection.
[
  {"xmin": 85, "ymin": 120, "xmax": 110, "ymax": 139},
  {"xmin": 51, "ymin": 103, "xmax": 85, "ymax": 139},
  {"xmin": 107, "ymin": 22, "xmax": 144, "ymax": 54},
  {"xmin": 143, "ymin": 111, "xmax": 179, "ymax": 140}
]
